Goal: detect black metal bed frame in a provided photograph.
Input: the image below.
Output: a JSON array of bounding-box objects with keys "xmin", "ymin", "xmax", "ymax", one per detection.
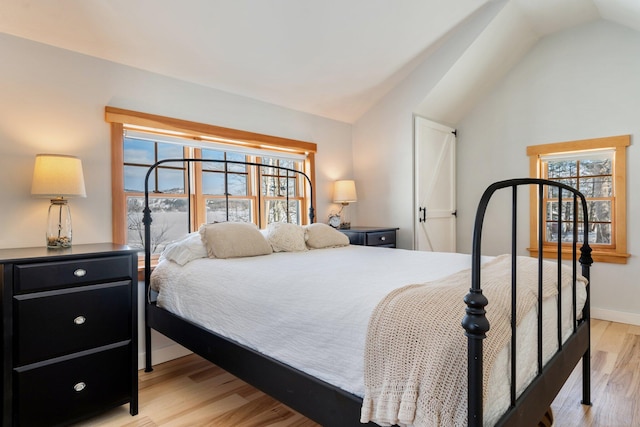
[
  {"xmin": 463, "ymin": 178, "xmax": 592, "ymax": 426},
  {"xmin": 142, "ymin": 159, "xmax": 592, "ymax": 427}
]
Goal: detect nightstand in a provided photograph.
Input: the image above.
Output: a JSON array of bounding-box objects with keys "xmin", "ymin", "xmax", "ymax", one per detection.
[
  {"xmin": 339, "ymin": 227, "xmax": 399, "ymax": 248},
  {"xmin": 0, "ymin": 243, "xmax": 138, "ymax": 427}
]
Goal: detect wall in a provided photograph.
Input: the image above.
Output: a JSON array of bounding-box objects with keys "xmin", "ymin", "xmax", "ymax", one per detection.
[
  {"xmin": 0, "ymin": 33, "xmax": 353, "ymax": 364},
  {"xmin": 352, "ymin": 2, "xmax": 504, "ymax": 249},
  {"xmin": 456, "ymin": 20, "xmax": 640, "ymax": 324}
]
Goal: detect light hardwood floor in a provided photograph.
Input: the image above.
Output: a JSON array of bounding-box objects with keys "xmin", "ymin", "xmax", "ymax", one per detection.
[{"xmin": 75, "ymin": 319, "xmax": 637, "ymax": 427}]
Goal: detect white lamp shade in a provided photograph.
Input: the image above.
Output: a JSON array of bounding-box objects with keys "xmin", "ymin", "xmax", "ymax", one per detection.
[
  {"xmin": 31, "ymin": 154, "xmax": 86, "ymax": 198},
  {"xmin": 333, "ymin": 180, "xmax": 357, "ymax": 203}
]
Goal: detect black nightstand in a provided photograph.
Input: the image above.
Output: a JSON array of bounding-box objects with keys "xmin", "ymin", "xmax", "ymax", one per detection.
[
  {"xmin": 0, "ymin": 243, "xmax": 138, "ymax": 427},
  {"xmin": 339, "ymin": 227, "xmax": 399, "ymax": 248}
]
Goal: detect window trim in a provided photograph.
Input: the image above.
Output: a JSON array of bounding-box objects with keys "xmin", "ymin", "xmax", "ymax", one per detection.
[
  {"xmin": 106, "ymin": 107, "xmax": 317, "ymax": 246},
  {"xmin": 527, "ymin": 135, "xmax": 630, "ymax": 264}
]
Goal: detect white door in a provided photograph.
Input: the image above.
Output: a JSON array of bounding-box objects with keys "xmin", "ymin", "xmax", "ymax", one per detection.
[{"xmin": 414, "ymin": 116, "xmax": 456, "ymax": 252}]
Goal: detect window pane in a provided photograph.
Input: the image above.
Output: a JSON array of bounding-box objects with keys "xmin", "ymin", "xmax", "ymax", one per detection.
[
  {"xmin": 227, "ymin": 152, "xmax": 247, "ymax": 173},
  {"xmin": 202, "ymin": 172, "xmax": 224, "ymax": 195},
  {"xmin": 202, "ymin": 172, "xmax": 247, "ymax": 195},
  {"xmin": 547, "ymin": 160, "xmax": 577, "ymax": 178},
  {"xmin": 206, "ymin": 199, "xmax": 251, "ymax": 222},
  {"xmin": 124, "ymin": 165, "xmax": 151, "ymax": 193},
  {"xmin": 546, "ymin": 201, "xmax": 574, "ymax": 221},
  {"xmin": 587, "ymin": 200, "xmax": 611, "ymax": 223},
  {"xmin": 157, "ymin": 142, "xmax": 183, "ymax": 160},
  {"xmin": 261, "ymin": 158, "xmax": 300, "ymax": 178},
  {"xmin": 202, "ymin": 150, "xmax": 224, "ymax": 171},
  {"xmin": 547, "ymin": 222, "xmax": 581, "ymax": 243},
  {"xmin": 589, "ymin": 223, "xmax": 611, "ymax": 244},
  {"xmin": 124, "ymin": 138, "xmax": 155, "ymax": 164},
  {"xmin": 579, "ymin": 177, "xmax": 612, "ymax": 198},
  {"xmin": 127, "ymin": 197, "xmax": 189, "ymax": 254},
  {"xmin": 547, "ymin": 180, "xmax": 577, "ymax": 198},
  {"xmin": 266, "ymin": 200, "xmax": 299, "ymax": 224},
  {"xmin": 278, "ymin": 159, "xmax": 295, "ymax": 169},
  {"xmin": 263, "ymin": 177, "xmax": 298, "ymax": 197},
  {"xmin": 579, "ymin": 158, "xmax": 611, "ymax": 176},
  {"xmin": 228, "ymin": 174, "xmax": 248, "ymax": 196},
  {"xmin": 157, "ymin": 168, "xmax": 184, "ymax": 193}
]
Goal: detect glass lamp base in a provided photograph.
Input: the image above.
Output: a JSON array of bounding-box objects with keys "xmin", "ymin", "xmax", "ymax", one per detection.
[
  {"xmin": 338, "ymin": 204, "xmax": 351, "ymax": 229},
  {"xmin": 46, "ymin": 199, "xmax": 72, "ymax": 248}
]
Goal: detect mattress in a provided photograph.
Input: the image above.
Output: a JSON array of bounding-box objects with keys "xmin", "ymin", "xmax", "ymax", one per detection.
[{"xmin": 150, "ymin": 245, "xmax": 587, "ymax": 426}]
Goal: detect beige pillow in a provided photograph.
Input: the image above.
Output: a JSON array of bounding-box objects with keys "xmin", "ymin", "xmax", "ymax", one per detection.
[
  {"xmin": 266, "ymin": 222, "xmax": 308, "ymax": 252},
  {"xmin": 305, "ymin": 223, "xmax": 350, "ymax": 249},
  {"xmin": 199, "ymin": 222, "xmax": 272, "ymax": 259}
]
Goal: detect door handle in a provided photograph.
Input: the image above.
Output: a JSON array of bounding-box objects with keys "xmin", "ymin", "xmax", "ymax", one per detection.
[{"xmin": 418, "ymin": 207, "xmax": 427, "ymax": 223}]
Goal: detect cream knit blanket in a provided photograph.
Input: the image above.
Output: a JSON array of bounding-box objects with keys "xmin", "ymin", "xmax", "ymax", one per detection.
[{"xmin": 361, "ymin": 255, "xmax": 581, "ymax": 427}]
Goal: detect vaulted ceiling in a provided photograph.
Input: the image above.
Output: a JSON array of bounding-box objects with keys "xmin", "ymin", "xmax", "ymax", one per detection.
[{"xmin": 1, "ymin": 0, "xmax": 639, "ymax": 123}]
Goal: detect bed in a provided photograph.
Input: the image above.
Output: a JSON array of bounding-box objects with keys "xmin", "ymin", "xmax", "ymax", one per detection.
[{"xmin": 142, "ymin": 159, "xmax": 593, "ymax": 427}]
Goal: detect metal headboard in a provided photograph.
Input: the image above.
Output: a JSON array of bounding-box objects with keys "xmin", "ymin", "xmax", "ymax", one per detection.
[{"xmin": 142, "ymin": 158, "xmax": 315, "ymax": 290}]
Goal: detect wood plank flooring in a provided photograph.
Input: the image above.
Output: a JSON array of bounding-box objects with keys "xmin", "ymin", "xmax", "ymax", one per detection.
[{"xmin": 74, "ymin": 319, "xmax": 636, "ymax": 426}]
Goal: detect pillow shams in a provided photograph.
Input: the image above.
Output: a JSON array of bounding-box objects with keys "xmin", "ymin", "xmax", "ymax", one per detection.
[
  {"xmin": 305, "ymin": 223, "xmax": 350, "ymax": 249},
  {"xmin": 199, "ymin": 222, "xmax": 272, "ymax": 259},
  {"xmin": 160, "ymin": 232, "xmax": 208, "ymax": 265},
  {"xmin": 266, "ymin": 222, "xmax": 307, "ymax": 252}
]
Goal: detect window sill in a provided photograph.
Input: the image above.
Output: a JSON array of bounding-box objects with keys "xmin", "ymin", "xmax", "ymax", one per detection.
[
  {"xmin": 527, "ymin": 247, "xmax": 630, "ymax": 264},
  {"xmin": 136, "ymin": 256, "xmax": 159, "ymax": 282}
]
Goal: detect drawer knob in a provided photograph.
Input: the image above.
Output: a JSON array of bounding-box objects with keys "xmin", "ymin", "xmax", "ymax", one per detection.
[
  {"xmin": 381, "ymin": 236, "xmax": 386, "ymax": 241},
  {"xmin": 74, "ymin": 316, "xmax": 86, "ymax": 325},
  {"xmin": 73, "ymin": 382, "xmax": 87, "ymax": 392},
  {"xmin": 74, "ymin": 268, "xmax": 87, "ymax": 277}
]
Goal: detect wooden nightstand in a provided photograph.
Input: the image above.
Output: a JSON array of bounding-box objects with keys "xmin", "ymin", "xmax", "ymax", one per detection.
[
  {"xmin": 339, "ymin": 227, "xmax": 399, "ymax": 248},
  {"xmin": 0, "ymin": 243, "xmax": 138, "ymax": 426}
]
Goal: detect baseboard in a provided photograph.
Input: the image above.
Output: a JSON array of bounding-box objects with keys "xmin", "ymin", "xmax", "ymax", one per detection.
[
  {"xmin": 591, "ymin": 308, "xmax": 640, "ymax": 326},
  {"xmin": 137, "ymin": 343, "xmax": 192, "ymax": 369}
]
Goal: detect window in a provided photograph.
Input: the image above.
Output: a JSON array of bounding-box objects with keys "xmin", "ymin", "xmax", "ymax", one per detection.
[
  {"xmin": 107, "ymin": 107, "xmax": 317, "ymax": 256},
  {"xmin": 123, "ymin": 137, "xmax": 188, "ymax": 253},
  {"xmin": 527, "ymin": 135, "xmax": 630, "ymax": 264}
]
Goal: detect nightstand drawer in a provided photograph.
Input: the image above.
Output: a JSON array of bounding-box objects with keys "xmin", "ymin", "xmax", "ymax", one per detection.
[
  {"xmin": 14, "ymin": 255, "xmax": 133, "ymax": 293},
  {"xmin": 367, "ymin": 231, "xmax": 396, "ymax": 246},
  {"xmin": 15, "ymin": 343, "xmax": 131, "ymax": 427},
  {"xmin": 14, "ymin": 281, "xmax": 132, "ymax": 366}
]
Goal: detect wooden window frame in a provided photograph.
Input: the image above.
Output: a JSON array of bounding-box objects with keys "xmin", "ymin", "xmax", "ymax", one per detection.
[
  {"xmin": 527, "ymin": 135, "xmax": 630, "ymax": 264},
  {"xmin": 106, "ymin": 107, "xmax": 317, "ymax": 250}
]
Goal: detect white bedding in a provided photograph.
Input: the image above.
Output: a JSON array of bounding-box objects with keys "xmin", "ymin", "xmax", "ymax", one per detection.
[{"xmin": 151, "ymin": 245, "xmax": 587, "ymax": 426}]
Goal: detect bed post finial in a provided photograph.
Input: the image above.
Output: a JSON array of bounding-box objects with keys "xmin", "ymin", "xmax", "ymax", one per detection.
[
  {"xmin": 579, "ymin": 244, "xmax": 593, "ymax": 273},
  {"xmin": 462, "ymin": 288, "xmax": 489, "ymax": 427}
]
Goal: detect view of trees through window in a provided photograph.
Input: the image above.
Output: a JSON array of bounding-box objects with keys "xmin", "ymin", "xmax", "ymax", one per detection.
[
  {"xmin": 542, "ymin": 152, "xmax": 612, "ymax": 245},
  {"xmin": 123, "ymin": 135, "xmax": 305, "ymax": 253}
]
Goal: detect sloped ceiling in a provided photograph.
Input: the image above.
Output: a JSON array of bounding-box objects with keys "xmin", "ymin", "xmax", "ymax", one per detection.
[
  {"xmin": 416, "ymin": 0, "xmax": 640, "ymax": 125},
  {"xmin": 0, "ymin": 0, "xmax": 639, "ymax": 123}
]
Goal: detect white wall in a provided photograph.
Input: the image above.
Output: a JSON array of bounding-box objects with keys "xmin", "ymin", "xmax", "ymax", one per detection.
[
  {"xmin": 0, "ymin": 33, "xmax": 353, "ymax": 364},
  {"xmin": 456, "ymin": 20, "xmax": 640, "ymax": 324},
  {"xmin": 0, "ymin": 33, "xmax": 353, "ymax": 251},
  {"xmin": 352, "ymin": 2, "xmax": 503, "ymax": 249}
]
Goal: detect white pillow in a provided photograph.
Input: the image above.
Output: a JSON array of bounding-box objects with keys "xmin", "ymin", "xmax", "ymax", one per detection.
[
  {"xmin": 266, "ymin": 222, "xmax": 307, "ymax": 252},
  {"xmin": 199, "ymin": 222, "xmax": 273, "ymax": 259},
  {"xmin": 160, "ymin": 232, "xmax": 208, "ymax": 265},
  {"xmin": 304, "ymin": 223, "xmax": 350, "ymax": 249}
]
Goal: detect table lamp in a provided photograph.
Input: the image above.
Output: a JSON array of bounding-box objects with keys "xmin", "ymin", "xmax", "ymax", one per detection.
[
  {"xmin": 333, "ymin": 180, "xmax": 357, "ymax": 229},
  {"xmin": 31, "ymin": 154, "xmax": 86, "ymax": 248}
]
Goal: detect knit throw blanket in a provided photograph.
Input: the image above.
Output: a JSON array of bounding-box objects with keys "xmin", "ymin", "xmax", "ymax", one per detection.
[{"xmin": 360, "ymin": 255, "xmax": 580, "ymax": 427}]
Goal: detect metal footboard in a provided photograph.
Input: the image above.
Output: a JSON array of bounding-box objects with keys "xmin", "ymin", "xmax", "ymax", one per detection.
[{"xmin": 463, "ymin": 178, "xmax": 593, "ymax": 426}]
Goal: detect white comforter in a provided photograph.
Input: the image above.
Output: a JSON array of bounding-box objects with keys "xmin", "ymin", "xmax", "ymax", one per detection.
[{"xmin": 151, "ymin": 245, "xmax": 586, "ymax": 426}]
